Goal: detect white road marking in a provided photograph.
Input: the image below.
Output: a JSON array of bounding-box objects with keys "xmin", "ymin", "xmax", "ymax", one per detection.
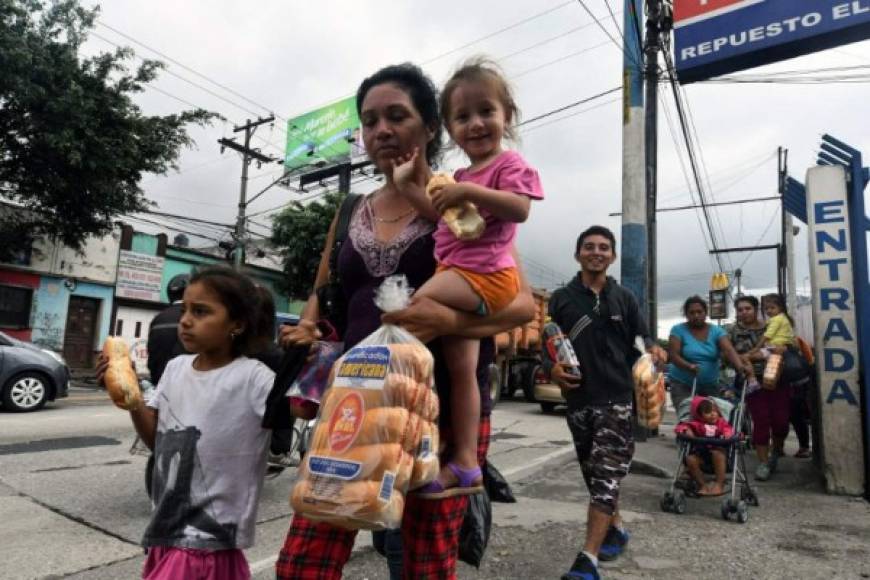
[{"xmin": 249, "ymin": 555, "xmax": 278, "ymax": 574}]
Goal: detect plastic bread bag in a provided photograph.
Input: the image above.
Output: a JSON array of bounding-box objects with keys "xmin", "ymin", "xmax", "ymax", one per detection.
[
  {"xmin": 631, "ymin": 340, "xmax": 665, "ymax": 429},
  {"xmin": 291, "ymin": 275, "xmax": 439, "ymax": 530}
]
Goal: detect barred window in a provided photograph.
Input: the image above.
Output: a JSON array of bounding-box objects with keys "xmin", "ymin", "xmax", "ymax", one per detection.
[{"xmin": 0, "ymin": 285, "xmax": 33, "ymax": 329}]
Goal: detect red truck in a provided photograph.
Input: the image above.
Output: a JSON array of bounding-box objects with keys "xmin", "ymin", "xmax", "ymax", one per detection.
[{"xmin": 488, "ymin": 288, "xmax": 552, "ymax": 408}]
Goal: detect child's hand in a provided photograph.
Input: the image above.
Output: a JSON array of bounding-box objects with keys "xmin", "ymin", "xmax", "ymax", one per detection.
[
  {"xmin": 429, "ymin": 183, "xmax": 469, "ymax": 214},
  {"xmin": 390, "ymin": 147, "xmax": 428, "ymax": 191}
]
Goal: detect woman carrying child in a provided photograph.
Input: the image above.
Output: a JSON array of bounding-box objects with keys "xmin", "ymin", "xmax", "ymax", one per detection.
[
  {"xmin": 392, "ymin": 57, "xmax": 544, "ymax": 495},
  {"xmin": 276, "ymin": 62, "xmax": 535, "ymax": 580}
]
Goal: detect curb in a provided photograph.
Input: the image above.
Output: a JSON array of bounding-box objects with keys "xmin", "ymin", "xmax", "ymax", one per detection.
[{"xmin": 630, "ymin": 458, "xmax": 673, "ymax": 480}]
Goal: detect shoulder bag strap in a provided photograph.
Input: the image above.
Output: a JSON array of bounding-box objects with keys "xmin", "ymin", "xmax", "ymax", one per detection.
[{"xmin": 327, "ymin": 193, "xmax": 362, "ymax": 283}]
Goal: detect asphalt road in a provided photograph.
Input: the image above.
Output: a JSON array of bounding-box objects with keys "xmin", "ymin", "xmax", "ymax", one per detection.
[{"xmin": 0, "ymin": 388, "xmax": 581, "ymax": 579}]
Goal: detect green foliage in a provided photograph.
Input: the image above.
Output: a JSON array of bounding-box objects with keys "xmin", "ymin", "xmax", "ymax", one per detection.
[
  {"xmin": 271, "ymin": 191, "xmax": 345, "ymax": 299},
  {"xmin": 0, "ymin": 0, "xmax": 219, "ymax": 260}
]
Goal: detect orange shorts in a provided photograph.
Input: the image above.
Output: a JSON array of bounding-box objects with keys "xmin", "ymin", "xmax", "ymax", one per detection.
[{"xmin": 436, "ymin": 264, "xmax": 520, "ymax": 314}]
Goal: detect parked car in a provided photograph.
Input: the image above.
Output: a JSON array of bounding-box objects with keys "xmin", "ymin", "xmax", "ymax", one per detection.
[
  {"xmin": 0, "ymin": 331, "xmax": 70, "ymax": 412},
  {"xmin": 533, "ymin": 369, "xmax": 567, "ymax": 414}
]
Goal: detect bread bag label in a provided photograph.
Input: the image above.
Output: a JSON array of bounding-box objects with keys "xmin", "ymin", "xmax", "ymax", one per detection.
[
  {"xmin": 419, "ymin": 434, "xmax": 433, "ymax": 458},
  {"xmin": 327, "ymin": 392, "xmax": 365, "ymax": 452},
  {"xmin": 378, "ymin": 472, "xmax": 396, "ymax": 502},
  {"xmin": 333, "ymin": 346, "xmax": 390, "ymax": 390},
  {"xmin": 308, "ymin": 456, "xmax": 363, "ymax": 480}
]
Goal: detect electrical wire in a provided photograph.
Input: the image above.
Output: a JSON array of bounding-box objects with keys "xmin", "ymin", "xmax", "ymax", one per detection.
[
  {"xmin": 661, "ymin": 46, "xmax": 727, "ymax": 274},
  {"xmin": 517, "ymin": 86, "xmax": 622, "ymax": 127},
  {"xmin": 574, "ymin": 0, "xmax": 642, "ymax": 70},
  {"xmin": 736, "ymin": 205, "xmax": 781, "ymax": 271}
]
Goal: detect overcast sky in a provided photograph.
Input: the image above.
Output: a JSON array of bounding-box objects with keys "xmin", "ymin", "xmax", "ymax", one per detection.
[{"xmin": 82, "ymin": 0, "xmax": 870, "ymax": 334}]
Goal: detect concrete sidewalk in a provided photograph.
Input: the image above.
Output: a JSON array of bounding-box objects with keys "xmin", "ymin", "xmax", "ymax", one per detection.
[{"xmin": 342, "ymin": 413, "xmax": 870, "ymax": 579}]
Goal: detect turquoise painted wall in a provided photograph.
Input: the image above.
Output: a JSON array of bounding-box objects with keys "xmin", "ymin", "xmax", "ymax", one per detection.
[
  {"xmin": 161, "ymin": 248, "xmax": 291, "ymax": 312},
  {"xmin": 131, "ymin": 232, "xmax": 158, "ymax": 255},
  {"xmin": 30, "ymin": 276, "xmax": 113, "ymax": 352}
]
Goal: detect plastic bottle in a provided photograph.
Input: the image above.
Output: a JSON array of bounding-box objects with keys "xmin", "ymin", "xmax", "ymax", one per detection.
[{"xmin": 542, "ymin": 320, "xmax": 581, "ymax": 376}]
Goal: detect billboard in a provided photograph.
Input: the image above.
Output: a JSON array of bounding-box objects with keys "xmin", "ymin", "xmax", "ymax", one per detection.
[
  {"xmin": 284, "ymin": 97, "xmax": 363, "ymax": 170},
  {"xmin": 674, "ymin": 0, "xmax": 870, "ymax": 83}
]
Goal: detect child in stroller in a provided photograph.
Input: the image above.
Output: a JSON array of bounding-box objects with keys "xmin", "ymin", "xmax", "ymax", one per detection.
[
  {"xmin": 675, "ymin": 397, "xmax": 734, "ymax": 496},
  {"xmin": 661, "ymin": 379, "xmax": 758, "ymax": 523}
]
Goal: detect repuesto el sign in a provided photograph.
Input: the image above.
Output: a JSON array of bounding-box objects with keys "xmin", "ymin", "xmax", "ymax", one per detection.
[{"xmin": 674, "ymin": 0, "xmax": 870, "ymax": 83}]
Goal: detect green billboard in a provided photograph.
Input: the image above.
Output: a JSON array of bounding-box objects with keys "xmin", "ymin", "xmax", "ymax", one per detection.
[{"xmin": 284, "ymin": 97, "xmax": 362, "ymax": 170}]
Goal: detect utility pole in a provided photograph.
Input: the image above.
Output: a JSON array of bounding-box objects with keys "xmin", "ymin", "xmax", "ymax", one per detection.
[
  {"xmin": 621, "ymin": 0, "xmax": 648, "ymax": 322},
  {"xmin": 218, "ymin": 116, "xmax": 276, "ymax": 269},
  {"xmin": 644, "ymin": 0, "xmax": 670, "ymax": 340},
  {"xmin": 778, "ymin": 147, "xmax": 798, "ymax": 312},
  {"xmin": 777, "ymin": 146, "xmax": 789, "ymax": 298}
]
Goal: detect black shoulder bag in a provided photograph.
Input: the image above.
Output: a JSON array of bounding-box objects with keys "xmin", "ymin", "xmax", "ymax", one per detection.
[{"xmin": 315, "ymin": 193, "xmax": 362, "ymax": 337}]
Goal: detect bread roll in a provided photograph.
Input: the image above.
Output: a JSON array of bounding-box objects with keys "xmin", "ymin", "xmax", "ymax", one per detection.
[
  {"xmin": 102, "ymin": 337, "xmax": 142, "ymax": 410},
  {"xmin": 306, "ymin": 442, "xmax": 411, "ymax": 483},
  {"xmin": 409, "ymin": 419, "xmax": 440, "ymax": 489},
  {"xmin": 388, "ymin": 343, "xmax": 434, "ymax": 385},
  {"xmin": 291, "ymin": 477, "xmax": 406, "ymax": 530},
  {"xmin": 426, "ymin": 173, "xmax": 486, "ymax": 241}
]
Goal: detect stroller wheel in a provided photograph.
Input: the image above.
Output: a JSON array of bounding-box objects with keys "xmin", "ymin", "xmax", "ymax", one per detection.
[
  {"xmin": 741, "ymin": 488, "xmax": 760, "ymax": 507},
  {"xmin": 721, "ymin": 498, "xmax": 734, "ymax": 520},
  {"xmin": 660, "ymin": 492, "xmax": 673, "ymax": 513},
  {"xmin": 672, "ymin": 490, "xmax": 686, "ymax": 515},
  {"xmin": 736, "ymin": 501, "xmax": 750, "ymax": 523}
]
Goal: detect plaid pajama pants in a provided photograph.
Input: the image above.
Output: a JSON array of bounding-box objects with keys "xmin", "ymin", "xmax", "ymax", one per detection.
[{"xmin": 276, "ymin": 415, "xmax": 492, "ymax": 580}]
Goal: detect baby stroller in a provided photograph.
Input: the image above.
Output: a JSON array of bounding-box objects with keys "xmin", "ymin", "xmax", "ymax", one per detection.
[{"xmin": 660, "ymin": 378, "xmax": 759, "ymax": 523}]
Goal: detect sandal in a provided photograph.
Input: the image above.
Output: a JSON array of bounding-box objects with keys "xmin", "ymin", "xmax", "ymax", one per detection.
[{"xmin": 416, "ymin": 462, "xmax": 484, "ymax": 499}]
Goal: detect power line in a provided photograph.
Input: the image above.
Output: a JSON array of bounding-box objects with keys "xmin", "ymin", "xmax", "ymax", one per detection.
[
  {"xmin": 520, "ymin": 96, "xmax": 620, "ymax": 134},
  {"xmin": 737, "ymin": 205, "xmax": 781, "ymax": 270},
  {"xmin": 96, "ymin": 21, "xmax": 283, "ymax": 121},
  {"xmin": 574, "ymin": 0, "xmax": 642, "ymax": 69},
  {"xmin": 517, "ymin": 86, "xmax": 622, "ymax": 127},
  {"xmin": 662, "ymin": 48, "xmax": 727, "ymax": 273},
  {"xmin": 418, "ymin": 1, "xmax": 575, "ymax": 66},
  {"xmin": 498, "ymin": 14, "xmax": 620, "ymax": 62},
  {"xmin": 513, "ymin": 40, "xmax": 612, "ymax": 79}
]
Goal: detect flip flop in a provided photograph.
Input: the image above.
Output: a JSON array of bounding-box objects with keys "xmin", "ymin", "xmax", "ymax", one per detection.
[{"xmin": 416, "ymin": 462, "xmax": 484, "ymax": 499}]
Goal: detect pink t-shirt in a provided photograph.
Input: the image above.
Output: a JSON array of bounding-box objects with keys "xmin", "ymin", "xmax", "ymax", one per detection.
[{"xmin": 433, "ymin": 150, "xmax": 544, "ymax": 273}]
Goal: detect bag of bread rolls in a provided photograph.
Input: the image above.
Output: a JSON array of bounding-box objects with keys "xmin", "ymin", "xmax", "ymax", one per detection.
[
  {"xmin": 102, "ymin": 337, "xmax": 143, "ymax": 410},
  {"xmin": 426, "ymin": 173, "xmax": 486, "ymax": 241},
  {"xmin": 632, "ymin": 352, "xmax": 664, "ymax": 429},
  {"xmin": 763, "ymin": 353, "xmax": 783, "ymax": 390},
  {"xmin": 292, "ymin": 276, "xmax": 439, "ymax": 530}
]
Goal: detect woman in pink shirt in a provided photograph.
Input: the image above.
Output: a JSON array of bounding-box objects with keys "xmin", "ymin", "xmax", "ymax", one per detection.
[{"xmin": 394, "ymin": 58, "xmax": 544, "ymax": 496}]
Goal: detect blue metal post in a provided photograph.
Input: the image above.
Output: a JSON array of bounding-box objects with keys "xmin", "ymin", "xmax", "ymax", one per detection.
[{"xmin": 621, "ymin": 0, "xmax": 648, "ymax": 323}]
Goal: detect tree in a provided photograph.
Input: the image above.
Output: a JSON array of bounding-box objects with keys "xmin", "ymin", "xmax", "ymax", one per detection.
[
  {"xmin": 0, "ymin": 0, "xmax": 218, "ymax": 260},
  {"xmin": 271, "ymin": 191, "xmax": 344, "ymax": 299}
]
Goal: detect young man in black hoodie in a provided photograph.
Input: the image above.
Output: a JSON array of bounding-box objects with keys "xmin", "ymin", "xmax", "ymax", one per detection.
[{"xmin": 550, "ymin": 226, "xmax": 666, "ymax": 580}]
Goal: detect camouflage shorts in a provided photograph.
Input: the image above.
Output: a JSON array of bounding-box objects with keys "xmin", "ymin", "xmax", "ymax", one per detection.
[{"xmin": 566, "ymin": 404, "xmax": 634, "ymax": 515}]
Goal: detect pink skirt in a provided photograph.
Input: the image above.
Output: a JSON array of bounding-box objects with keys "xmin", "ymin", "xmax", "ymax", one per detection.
[{"xmin": 143, "ymin": 547, "xmax": 249, "ymax": 580}]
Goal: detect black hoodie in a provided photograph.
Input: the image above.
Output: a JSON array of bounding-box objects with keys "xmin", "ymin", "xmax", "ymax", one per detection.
[{"xmin": 548, "ymin": 275, "xmax": 653, "ymax": 409}]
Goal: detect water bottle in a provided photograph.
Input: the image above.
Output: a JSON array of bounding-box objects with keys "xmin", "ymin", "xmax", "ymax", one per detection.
[{"xmin": 542, "ymin": 321, "xmax": 581, "ymax": 376}]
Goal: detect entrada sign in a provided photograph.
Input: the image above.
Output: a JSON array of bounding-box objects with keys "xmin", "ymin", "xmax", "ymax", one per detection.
[
  {"xmin": 674, "ymin": 0, "xmax": 870, "ymax": 83},
  {"xmin": 806, "ymin": 164, "xmax": 865, "ymax": 495}
]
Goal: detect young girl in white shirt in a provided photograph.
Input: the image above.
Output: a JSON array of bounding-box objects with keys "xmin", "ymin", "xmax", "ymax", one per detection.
[{"xmin": 127, "ymin": 265, "xmax": 275, "ymax": 580}]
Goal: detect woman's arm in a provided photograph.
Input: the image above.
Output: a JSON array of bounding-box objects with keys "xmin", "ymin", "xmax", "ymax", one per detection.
[
  {"xmin": 279, "ymin": 215, "xmax": 337, "ymax": 348},
  {"xmin": 719, "ymin": 335, "xmax": 754, "ymax": 378},
  {"xmin": 382, "ymin": 250, "xmax": 536, "ymax": 342},
  {"xmin": 668, "ymin": 335, "xmax": 698, "ymax": 373}
]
